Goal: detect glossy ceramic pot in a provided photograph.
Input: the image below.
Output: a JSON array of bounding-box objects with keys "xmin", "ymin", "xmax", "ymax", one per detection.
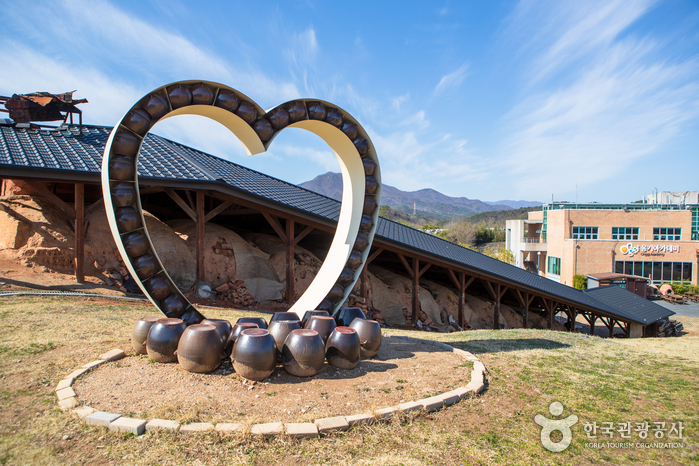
[
  {"xmin": 146, "ymin": 318, "xmax": 187, "ymax": 363},
  {"xmin": 268, "ymin": 320, "xmax": 301, "ymax": 356},
  {"xmin": 228, "ymin": 322, "xmax": 259, "ymax": 356},
  {"xmin": 301, "ymin": 310, "xmax": 330, "ymax": 328},
  {"xmin": 350, "ymin": 318, "xmax": 382, "ymax": 358},
  {"xmin": 282, "ymin": 329, "xmax": 326, "ymax": 377},
  {"xmin": 305, "ymin": 316, "xmax": 336, "ymax": 344},
  {"xmin": 232, "ymin": 329, "xmax": 277, "ymax": 380},
  {"xmin": 270, "ymin": 312, "xmax": 301, "ymax": 323},
  {"xmin": 201, "ymin": 318, "xmax": 232, "ymax": 350},
  {"xmin": 132, "ymin": 316, "xmax": 160, "ymax": 355},
  {"xmin": 325, "ymin": 326, "xmax": 360, "ymax": 369},
  {"xmin": 236, "ymin": 316, "xmax": 268, "ymax": 330},
  {"xmin": 176, "ymin": 324, "xmax": 223, "ymax": 373},
  {"xmin": 335, "ymin": 307, "xmax": 366, "ymax": 327}
]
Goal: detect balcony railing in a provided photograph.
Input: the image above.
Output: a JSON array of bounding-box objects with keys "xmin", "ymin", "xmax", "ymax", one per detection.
[{"xmin": 521, "ymin": 237, "xmax": 541, "ymax": 243}]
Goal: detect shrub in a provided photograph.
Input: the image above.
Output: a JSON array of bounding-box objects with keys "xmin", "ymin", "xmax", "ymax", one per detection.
[{"xmin": 573, "ymin": 274, "xmax": 588, "ymax": 290}]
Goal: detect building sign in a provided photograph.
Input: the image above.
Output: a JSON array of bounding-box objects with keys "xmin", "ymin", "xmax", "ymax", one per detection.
[{"xmin": 620, "ymin": 242, "xmax": 680, "ymax": 258}]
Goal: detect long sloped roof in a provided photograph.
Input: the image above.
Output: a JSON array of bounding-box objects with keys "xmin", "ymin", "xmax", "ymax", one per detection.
[
  {"xmin": 0, "ymin": 124, "xmax": 660, "ymax": 324},
  {"xmin": 584, "ymin": 286, "xmax": 675, "ymax": 324}
]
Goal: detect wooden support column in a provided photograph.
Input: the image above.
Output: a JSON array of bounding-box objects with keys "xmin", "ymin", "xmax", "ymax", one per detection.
[
  {"xmin": 196, "ymin": 191, "xmax": 205, "ymax": 284},
  {"xmin": 448, "ymin": 270, "xmax": 474, "ymax": 328},
  {"xmin": 541, "ymin": 298, "xmax": 558, "ymax": 330},
  {"xmin": 514, "ymin": 290, "xmax": 535, "ymax": 329},
  {"xmin": 588, "ymin": 314, "xmax": 598, "ymax": 336},
  {"xmin": 74, "ymin": 183, "xmax": 84, "ymax": 283},
  {"xmin": 397, "ymin": 254, "xmax": 431, "ymax": 323},
  {"xmin": 360, "ymin": 248, "xmax": 384, "ymax": 304},
  {"xmin": 286, "ymin": 219, "xmax": 295, "ymax": 305},
  {"xmin": 262, "ymin": 212, "xmax": 314, "ymax": 305},
  {"xmin": 482, "ymin": 280, "xmax": 508, "ymax": 330},
  {"xmin": 565, "ymin": 305, "xmax": 577, "ymax": 332}
]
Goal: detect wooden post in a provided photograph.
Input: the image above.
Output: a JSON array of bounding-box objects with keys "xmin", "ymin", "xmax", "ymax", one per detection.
[
  {"xmin": 360, "ymin": 248, "xmax": 384, "ymax": 304},
  {"xmin": 482, "ymin": 280, "xmax": 508, "ymax": 330},
  {"xmin": 412, "ymin": 257, "xmax": 419, "ymax": 323},
  {"xmin": 447, "ymin": 269, "xmax": 474, "ymax": 329},
  {"xmin": 286, "ymin": 219, "xmax": 295, "ymax": 305},
  {"xmin": 589, "ymin": 314, "xmax": 597, "ymax": 336},
  {"xmin": 514, "ymin": 290, "xmax": 534, "ymax": 329},
  {"xmin": 74, "ymin": 183, "xmax": 84, "ymax": 283},
  {"xmin": 196, "ymin": 191, "xmax": 205, "ymax": 284}
]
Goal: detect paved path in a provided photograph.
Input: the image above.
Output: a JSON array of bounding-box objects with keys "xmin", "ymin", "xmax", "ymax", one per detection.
[{"xmin": 654, "ymin": 299, "xmax": 699, "ymax": 318}]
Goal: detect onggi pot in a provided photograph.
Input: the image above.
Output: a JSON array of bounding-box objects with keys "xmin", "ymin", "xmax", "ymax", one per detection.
[
  {"xmin": 305, "ymin": 316, "xmax": 336, "ymax": 344},
  {"xmin": 301, "ymin": 310, "xmax": 330, "ymax": 328},
  {"xmin": 325, "ymin": 326, "xmax": 360, "ymax": 369},
  {"xmin": 146, "ymin": 318, "xmax": 187, "ymax": 363},
  {"xmin": 200, "ymin": 318, "xmax": 232, "ymax": 351},
  {"xmin": 268, "ymin": 320, "xmax": 301, "ymax": 356},
  {"xmin": 132, "ymin": 316, "xmax": 160, "ymax": 355},
  {"xmin": 282, "ymin": 329, "xmax": 326, "ymax": 377},
  {"xmin": 236, "ymin": 316, "xmax": 268, "ymax": 330},
  {"xmin": 335, "ymin": 307, "xmax": 366, "ymax": 327},
  {"xmin": 176, "ymin": 324, "xmax": 223, "ymax": 373},
  {"xmin": 350, "ymin": 318, "xmax": 382, "ymax": 358},
  {"xmin": 232, "ymin": 329, "xmax": 277, "ymax": 380},
  {"xmin": 270, "ymin": 312, "xmax": 300, "ymax": 323},
  {"xmin": 227, "ymin": 322, "xmax": 258, "ymax": 358}
]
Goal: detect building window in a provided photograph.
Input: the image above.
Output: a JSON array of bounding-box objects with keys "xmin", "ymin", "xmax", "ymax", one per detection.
[
  {"xmin": 612, "ymin": 227, "xmax": 638, "ymax": 240},
  {"xmin": 653, "ymin": 227, "xmax": 681, "ymax": 241},
  {"xmin": 572, "ymin": 226, "xmax": 598, "ymax": 240},
  {"xmin": 614, "ymin": 260, "xmax": 692, "ymax": 284},
  {"xmin": 547, "ymin": 256, "xmax": 561, "ymax": 276}
]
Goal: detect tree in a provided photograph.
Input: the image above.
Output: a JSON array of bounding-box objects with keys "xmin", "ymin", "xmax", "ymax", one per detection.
[{"xmin": 572, "ymin": 274, "xmax": 588, "ymax": 290}]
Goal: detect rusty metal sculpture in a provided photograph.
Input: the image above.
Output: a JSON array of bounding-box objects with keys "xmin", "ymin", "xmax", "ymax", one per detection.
[{"xmin": 101, "ymin": 80, "xmax": 381, "ymax": 324}]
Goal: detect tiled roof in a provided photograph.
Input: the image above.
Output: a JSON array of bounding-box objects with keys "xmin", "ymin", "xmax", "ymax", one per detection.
[
  {"xmin": 0, "ymin": 124, "xmax": 664, "ymax": 324},
  {"xmin": 584, "ymin": 286, "xmax": 675, "ymax": 324}
]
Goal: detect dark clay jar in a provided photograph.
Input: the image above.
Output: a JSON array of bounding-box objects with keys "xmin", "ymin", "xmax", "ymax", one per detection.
[
  {"xmin": 268, "ymin": 320, "xmax": 301, "ymax": 356},
  {"xmin": 282, "ymin": 329, "xmax": 326, "ymax": 377},
  {"xmin": 232, "ymin": 329, "xmax": 277, "ymax": 380},
  {"xmin": 350, "ymin": 318, "xmax": 382, "ymax": 358},
  {"xmin": 305, "ymin": 316, "xmax": 336, "ymax": 344},
  {"xmin": 236, "ymin": 316, "xmax": 268, "ymax": 330},
  {"xmin": 270, "ymin": 312, "xmax": 301, "ymax": 323},
  {"xmin": 146, "ymin": 318, "xmax": 187, "ymax": 363},
  {"xmin": 325, "ymin": 326, "xmax": 360, "ymax": 369},
  {"xmin": 132, "ymin": 316, "xmax": 160, "ymax": 355},
  {"xmin": 227, "ymin": 322, "xmax": 258, "ymax": 357},
  {"xmin": 176, "ymin": 324, "xmax": 223, "ymax": 373},
  {"xmin": 335, "ymin": 307, "xmax": 366, "ymax": 327},
  {"xmin": 201, "ymin": 318, "xmax": 232, "ymax": 351},
  {"xmin": 301, "ymin": 310, "xmax": 330, "ymax": 328}
]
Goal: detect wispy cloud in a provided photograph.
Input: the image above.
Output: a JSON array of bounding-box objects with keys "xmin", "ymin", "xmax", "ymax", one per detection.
[
  {"xmin": 392, "ymin": 93, "xmax": 410, "ymax": 111},
  {"xmin": 433, "ymin": 62, "xmax": 469, "ymax": 97},
  {"xmin": 286, "ymin": 26, "xmax": 320, "ymax": 68},
  {"xmin": 500, "ymin": 0, "xmax": 699, "ymax": 199}
]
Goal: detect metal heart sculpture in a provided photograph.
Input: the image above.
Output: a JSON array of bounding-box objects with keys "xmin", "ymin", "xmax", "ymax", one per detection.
[{"xmin": 101, "ymin": 80, "xmax": 381, "ymax": 324}]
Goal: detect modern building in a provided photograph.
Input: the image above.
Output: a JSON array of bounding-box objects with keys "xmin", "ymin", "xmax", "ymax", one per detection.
[{"xmin": 506, "ymin": 201, "xmax": 699, "ymax": 287}]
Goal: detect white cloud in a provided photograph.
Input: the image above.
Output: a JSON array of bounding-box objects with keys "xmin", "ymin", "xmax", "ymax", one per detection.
[
  {"xmin": 392, "ymin": 93, "xmax": 410, "ymax": 111},
  {"xmin": 500, "ymin": 1, "xmax": 699, "ymax": 199},
  {"xmin": 433, "ymin": 63, "xmax": 469, "ymax": 97},
  {"xmin": 286, "ymin": 27, "xmax": 320, "ymax": 68},
  {"xmin": 400, "ymin": 111, "xmax": 430, "ymax": 130}
]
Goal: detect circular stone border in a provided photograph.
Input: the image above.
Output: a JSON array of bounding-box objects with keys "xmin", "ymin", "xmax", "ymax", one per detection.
[{"xmin": 56, "ymin": 336, "xmax": 487, "ymax": 438}]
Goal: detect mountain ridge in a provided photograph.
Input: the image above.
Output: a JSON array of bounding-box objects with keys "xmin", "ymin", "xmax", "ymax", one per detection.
[{"xmin": 299, "ymin": 172, "xmax": 541, "ymax": 219}]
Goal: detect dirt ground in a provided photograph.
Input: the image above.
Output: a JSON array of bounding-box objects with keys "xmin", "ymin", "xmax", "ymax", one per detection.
[{"xmin": 74, "ymin": 337, "xmax": 469, "ymax": 425}]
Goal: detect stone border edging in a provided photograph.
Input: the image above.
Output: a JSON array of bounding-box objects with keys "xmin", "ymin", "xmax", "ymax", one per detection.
[{"xmin": 57, "ymin": 335, "xmax": 487, "ymax": 438}]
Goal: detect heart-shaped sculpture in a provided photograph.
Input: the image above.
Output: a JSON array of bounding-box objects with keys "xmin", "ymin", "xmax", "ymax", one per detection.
[{"xmin": 101, "ymin": 80, "xmax": 381, "ymax": 325}]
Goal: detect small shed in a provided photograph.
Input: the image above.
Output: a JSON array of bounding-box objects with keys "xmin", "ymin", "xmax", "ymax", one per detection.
[{"xmin": 586, "ymin": 273, "xmax": 648, "ymax": 299}]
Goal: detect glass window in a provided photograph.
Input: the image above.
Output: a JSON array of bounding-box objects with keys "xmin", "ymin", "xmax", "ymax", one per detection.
[
  {"xmin": 615, "ymin": 261, "xmax": 624, "ymax": 274},
  {"xmin": 547, "ymin": 256, "xmax": 561, "ymax": 275},
  {"xmin": 653, "ymin": 262, "xmax": 662, "ymax": 282},
  {"xmin": 612, "ymin": 227, "xmax": 639, "ymax": 240},
  {"xmin": 643, "ymin": 262, "xmax": 653, "ymax": 279},
  {"xmin": 653, "ymin": 227, "xmax": 681, "ymax": 241},
  {"xmin": 662, "ymin": 262, "xmax": 672, "ymax": 281},
  {"xmin": 573, "ymin": 226, "xmax": 598, "ymax": 239},
  {"xmin": 633, "ymin": 262, "xmax": 643, "ymax": 276},
  {"xmin": 624, "ymin": 262, "xmax": 633, "ymax": 275},
  {"xmin": 683, "ymin": 263, "xmax": 692, "ymax": 281}
]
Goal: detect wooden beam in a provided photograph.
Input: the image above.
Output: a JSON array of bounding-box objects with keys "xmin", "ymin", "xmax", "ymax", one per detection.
[
  {"xmin": 204, "ymin": 200, "xmax": 233, "ymax": 223},
  {"xmin": 458, "ymin": 272, "xmax": 465, "ymax": 328},
  {"xmin": 215, "ymin": 208, "xmax": 260, "ymax": 216},
  {"xmin": 23, "ymin": 179, "xmax": 76, "ymax": 219},
  {"xmin": 589, "ymin": 314, "xmax": 597, "ymax": 336},
  {"xmin": 291, "ymin": 225, "xmax": 314, "ymax": 245},
  {"xmin": 417, "ymin": 262, "xmax": 431, "ymax": 279},
  {"xmin": 196, "ymin": 191, "xmax": 205, "ymax": 284},
  {"xmin": 360, "ymin": 247, "xmax": 384, "ymax": 302},
  {"xmin": 286, "ymin": 218, "xmax": 295, "ymax": 304},
  {"xmin": 367, "ymin": 247, "xmax": 384, "ymax": 265},
  {"xmin": 412, "ymin": 256, "xmax": 419, "ymax": 323},
  {"xmin": 397, "ymin": 253, "xmax": 414, "ymax": 279},
  {"xmin": 262, "ymin": 212, "xmax": 287, "ymax": 243},
  {"xmin": 74, "ymin": 183, "xmax": 84, "ymax": 283},
  {"xmin": 185, "ymin": 190, "xmax": 196, "ymax": 212},
  {"xmin": 166, "ymin": 189, "xmax": 197, "ymax": 221}
]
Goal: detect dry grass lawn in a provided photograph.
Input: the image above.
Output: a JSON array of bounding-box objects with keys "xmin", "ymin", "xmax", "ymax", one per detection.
[{"xmin": 0, "ymin": 295, "xmax": 697, "ymax": 465}]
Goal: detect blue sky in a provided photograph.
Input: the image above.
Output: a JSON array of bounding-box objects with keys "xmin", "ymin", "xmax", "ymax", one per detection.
[{"xmin": 1, "ymin": 0, "xmax": 698, "ymax": 203}]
